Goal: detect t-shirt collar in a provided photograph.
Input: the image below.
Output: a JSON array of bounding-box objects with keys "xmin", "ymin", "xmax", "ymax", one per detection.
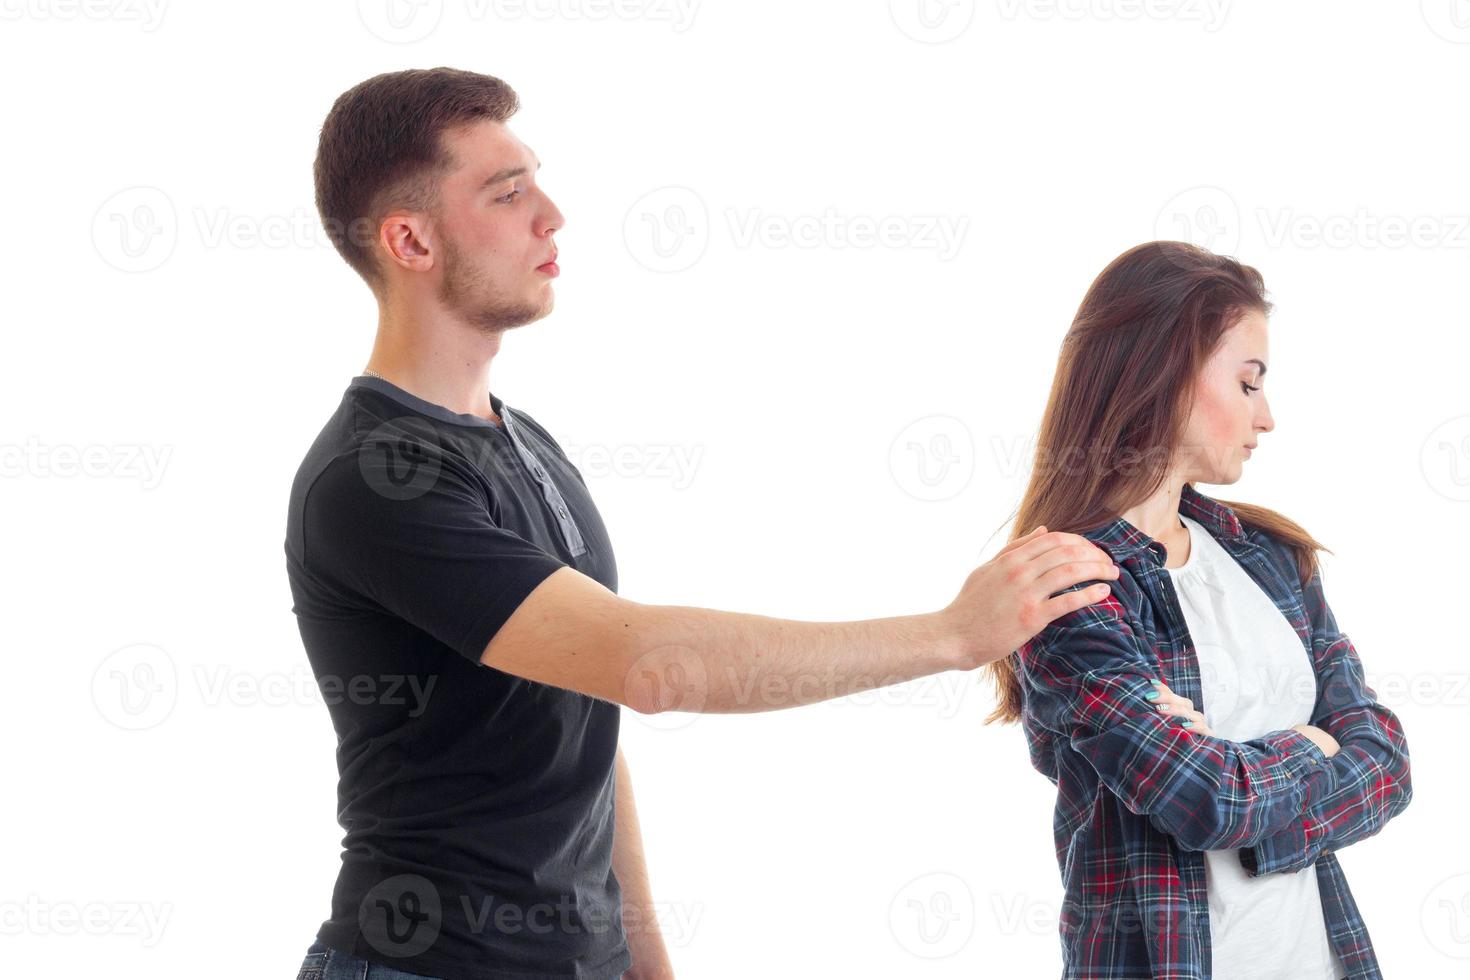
[{"xmin": 349, "ymin": 375, "xmax": 509, "ymax": 430}]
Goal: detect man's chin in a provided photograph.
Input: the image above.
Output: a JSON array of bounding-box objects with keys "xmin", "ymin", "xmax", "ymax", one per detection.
[
  {"xmin": 463, "ymin": 295, "xmax": 552, "ymax": 333},
  {"xmin": 516, "ymin": 293, "xmax": 554, "ymax": 327}
]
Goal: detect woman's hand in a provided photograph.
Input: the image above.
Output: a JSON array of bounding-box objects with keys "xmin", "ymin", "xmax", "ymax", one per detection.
[
  {"xmin": 1147, "ymin": 682, "xmax": 1340, "ymax": 758},
  {"xmin": 1147, "ymin": 680, "xmax": 1216, "ymax": 736},
  {"xmin": 1290, "ymin": 723, "xmax": 1341, "ymax": 758}
]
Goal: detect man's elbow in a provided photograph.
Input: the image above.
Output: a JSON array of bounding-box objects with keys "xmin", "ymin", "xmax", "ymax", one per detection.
[
  {"xmin": 620, "ymin": 630, "xmax": 696, "ymax": 717},
  {"xmin": 623, "ymin": 674, "xmax": 667, "ymax": 716}
]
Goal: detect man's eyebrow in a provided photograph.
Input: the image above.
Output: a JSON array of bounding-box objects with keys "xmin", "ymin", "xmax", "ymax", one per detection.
[
  {"xmin": 1245, "ymin": 358, "xmax": 1268, "ymax": 378},
  {"xmin": 479, "ymin": 159, "xmax": 541, "ymax": 189}
]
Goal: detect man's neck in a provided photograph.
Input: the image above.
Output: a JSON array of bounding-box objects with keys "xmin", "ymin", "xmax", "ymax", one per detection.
[{"xmin": 364, "ymin": 323, "xmax": 504, "ymax": 425}]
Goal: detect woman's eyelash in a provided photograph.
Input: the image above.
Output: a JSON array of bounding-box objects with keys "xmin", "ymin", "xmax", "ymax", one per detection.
[{"xmin": 1241, "ymin": 381, "xmax": 1261, "ymax": 394}]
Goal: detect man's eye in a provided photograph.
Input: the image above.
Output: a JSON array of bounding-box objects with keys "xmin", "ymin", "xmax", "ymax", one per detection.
[
  {"xmin": 1241, "ymin": 381, "xmax": 1260, "ymax": 394},
  {"xmin": 496, "ymin": 189, "xmax": 522, "ymax": 204}
]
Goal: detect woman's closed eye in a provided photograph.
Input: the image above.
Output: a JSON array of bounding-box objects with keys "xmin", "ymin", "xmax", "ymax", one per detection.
[{"xmin": 1241, "ymin": 381, "xmax": 1260, "ymax": 395}]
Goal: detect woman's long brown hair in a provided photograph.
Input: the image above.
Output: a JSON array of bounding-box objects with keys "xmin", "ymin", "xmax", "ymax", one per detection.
[{"xmin": 983, "ymin": 241, "xmax": 1330, "ymax": 727}]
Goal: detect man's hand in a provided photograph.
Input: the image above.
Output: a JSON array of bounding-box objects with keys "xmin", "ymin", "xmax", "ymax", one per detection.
[{"xmin": 940, "ymin": 526, "xmax": 1120, "ymax": 670}]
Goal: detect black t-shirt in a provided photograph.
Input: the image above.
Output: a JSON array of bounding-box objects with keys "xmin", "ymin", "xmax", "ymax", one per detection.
[{"xmin": 284, "ymin": 375, "xmax": 629, "ymax": 980}]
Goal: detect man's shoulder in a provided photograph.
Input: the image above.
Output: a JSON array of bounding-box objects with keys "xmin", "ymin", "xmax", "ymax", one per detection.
[
  {"xmin": 287, "ymin": 394, "xmax": 367, "ymax": 499},
  {"xmin": 285, "ymin": 390, "xmax": 416, "ymax": 564}
]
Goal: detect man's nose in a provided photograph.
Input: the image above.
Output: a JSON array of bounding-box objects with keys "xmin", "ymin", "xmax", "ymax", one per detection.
[{"xmin": 539, "ymin": 194, "xmax": 565, "ymax": 235}]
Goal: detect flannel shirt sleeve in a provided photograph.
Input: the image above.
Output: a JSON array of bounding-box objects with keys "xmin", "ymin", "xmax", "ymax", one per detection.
[
  {"xmin": 1017, "ymin": 583, "xmax": 1331, "ymax": 853},
  {"xmin": 1239, "ymin": 564, "xmax": 1413, "ymax": 876}
]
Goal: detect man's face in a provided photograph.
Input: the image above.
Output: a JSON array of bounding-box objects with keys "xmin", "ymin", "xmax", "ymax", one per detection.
[{"xmin": 417, "ymin": 119, "xmax": 563, "ymax": 333}]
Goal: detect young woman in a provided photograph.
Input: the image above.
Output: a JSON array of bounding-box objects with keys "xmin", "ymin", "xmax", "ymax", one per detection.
[{"xmin": 984, "ymin": 241, "xmax": 1412, "ymax": 979}]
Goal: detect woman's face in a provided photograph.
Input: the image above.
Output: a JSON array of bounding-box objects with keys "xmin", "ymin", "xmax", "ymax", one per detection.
[{"xmin": 1178, "ymin": 309, "xmax": 1275, "ymax": 485}]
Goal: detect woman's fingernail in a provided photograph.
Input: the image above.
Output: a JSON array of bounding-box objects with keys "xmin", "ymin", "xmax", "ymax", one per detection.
[
  {"xmin": 1151, "ymin": 680, "xmax": 1163, "ymax": 687},
  {"xmin": 1144, "ymin": 690, "xmax": 1160, "ymax": 701},
  {"xmin": 1181, "ymin": 720, "xmax": 1194, "ymax": 728}
]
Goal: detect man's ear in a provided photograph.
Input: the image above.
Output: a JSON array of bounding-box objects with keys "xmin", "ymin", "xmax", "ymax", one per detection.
[{"xmin": 379, "ymin": 212, "xmax": 435, "ymax": 274}]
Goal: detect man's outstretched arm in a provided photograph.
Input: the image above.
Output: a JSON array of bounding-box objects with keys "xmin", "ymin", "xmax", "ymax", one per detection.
[{"xmin": 480, "ymin": 527, "xmax": 1121, "ymax": 714}]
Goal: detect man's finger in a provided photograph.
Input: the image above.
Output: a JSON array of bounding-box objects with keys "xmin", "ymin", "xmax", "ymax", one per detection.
[
  {"xmin": 997, "ymin": 524, "xmax": 1047, "ymax": 557},
  {"xmin": 1008, "ymin": 530, "xmax": 1104, "ymax": 570},
  {"xmin": 1041, "ymin": 581, "xmax": 1112, "ymax": 621}
]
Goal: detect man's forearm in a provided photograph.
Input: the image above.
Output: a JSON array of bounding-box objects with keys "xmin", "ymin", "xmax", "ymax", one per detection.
[
  {"xmin": 612, "ymin": 746, "xmax": 673, "ymax": 979},
  {"xmin": 484, "ymin": 530, "xmax": 1117, "ymax": 713},
  {"xmin": 621, "ymin": 603, "xmax": 962, "ymax": 714}
]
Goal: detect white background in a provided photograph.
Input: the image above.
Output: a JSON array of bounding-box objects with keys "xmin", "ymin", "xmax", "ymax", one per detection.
[{"xmin": 3, "ymin": 1, "xmax": 1467, "ymax": 977}]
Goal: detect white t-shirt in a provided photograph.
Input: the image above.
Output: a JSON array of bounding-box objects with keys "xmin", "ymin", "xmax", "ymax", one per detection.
[{"xmin": 1167, "ymin": 513, "xmax": 1346, "ymax": 980}]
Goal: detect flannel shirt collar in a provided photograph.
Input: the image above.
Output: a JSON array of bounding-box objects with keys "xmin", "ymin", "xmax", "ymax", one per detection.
[{"xmin": 1083, "ymin": 481, "xmax": 1246, "ymax": 565}]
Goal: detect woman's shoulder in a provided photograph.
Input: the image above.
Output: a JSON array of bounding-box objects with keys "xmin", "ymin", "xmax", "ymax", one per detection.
[
  {"xmin": 1185, "ymin": 483, "xmax": 1317, "ymax": 586},
  {"xmin": 1235, "ymin": 515, "xmax": 1318, "ymax": 594}
]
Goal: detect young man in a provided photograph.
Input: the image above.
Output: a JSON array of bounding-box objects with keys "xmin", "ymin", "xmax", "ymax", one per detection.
[{"xmin": 284, "ymin": 67, "xmax": 1120, "ymax": 980}]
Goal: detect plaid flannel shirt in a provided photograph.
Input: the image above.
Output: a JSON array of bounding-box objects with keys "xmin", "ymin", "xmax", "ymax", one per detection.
[{"xmin": 1017, "ymin": 482, "xmax": 1412, "ymax": 979}]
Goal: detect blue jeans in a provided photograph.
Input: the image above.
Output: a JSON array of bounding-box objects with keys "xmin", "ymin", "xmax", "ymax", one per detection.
[{"xmin": 295, "ymin": 939, "xmax": 444, "ymax": 980}]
